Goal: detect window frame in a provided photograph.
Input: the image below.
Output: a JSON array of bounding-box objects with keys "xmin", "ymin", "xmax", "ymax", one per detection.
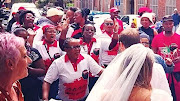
[{"xmin": 165, "ymin": 0, "xmax": 176, "ymax": 15}]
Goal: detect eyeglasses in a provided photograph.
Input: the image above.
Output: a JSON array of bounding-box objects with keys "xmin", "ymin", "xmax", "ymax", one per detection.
[
  {"xmin": 104, "ymin": 23, "xmax": 114, "ymax": 26},
  {"xmin": 141, "ymin": 42, "xmax": 149, "ymax": 45},
  {"xmin": 25, "ymin": 16, "xmax": 35, "ymax": 19},
  {"xmin": 46, "ymin": 31, "xmax": 56, "ymax": 34},
  {"xmin": 66, "ymin": 45, "xmax": 81, "ymax": 49}
]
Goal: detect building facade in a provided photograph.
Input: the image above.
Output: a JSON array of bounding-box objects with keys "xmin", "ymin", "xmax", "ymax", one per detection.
[
  {"xmin": 74, "ymin": 0, "xmax": 180, "ymax": 20},
  {"xmin": 74, "ymin": 0, "xmax": 110, "ymax": 12}
]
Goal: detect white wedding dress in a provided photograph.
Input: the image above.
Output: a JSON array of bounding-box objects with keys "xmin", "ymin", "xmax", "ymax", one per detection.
[{"xmin": 86, "ymin": 44, "xmax": 172, "ymax": 101}]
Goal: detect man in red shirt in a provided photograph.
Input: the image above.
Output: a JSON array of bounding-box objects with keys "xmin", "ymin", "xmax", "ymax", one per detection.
[{"xmin": 152, "ymin": 15, "xmax": 180, "ymax": 101}]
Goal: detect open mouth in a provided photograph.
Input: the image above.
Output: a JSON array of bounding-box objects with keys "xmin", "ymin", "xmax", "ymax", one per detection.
[
  {"xmin": 88, "ymin": 32, "xmax": 93, "ymax": 35},
  {"xmin": 50, "ymin": 35, "xmax": 55, "ymax": 39}
]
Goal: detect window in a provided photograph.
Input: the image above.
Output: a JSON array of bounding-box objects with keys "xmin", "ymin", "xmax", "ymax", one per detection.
[
  {"xmin": 150, "ymin": 0, "xmax": 158, "ymax": 16},
  {"xmin": 166, "ymin": 0, "xmax": 176, "ymax": 15},
  {"xmin": 114, "ymin": 0, "xmax": 123, "ymax": 15},
  {"xmin": 116, "ymin": 0, "xmax": 123, "ymax": 15},
  {"xmin": 137, "ymin": 0, "xmax": 145, "ymax": 13},
  {"xmin": 80, "ymin": 0, "xmax": 94, "ymax": 10}
]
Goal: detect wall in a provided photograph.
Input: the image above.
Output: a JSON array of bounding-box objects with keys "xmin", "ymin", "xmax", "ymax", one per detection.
[{"xmin": 158, "ymin": 0, "xmax": 166, "ymax": 20}]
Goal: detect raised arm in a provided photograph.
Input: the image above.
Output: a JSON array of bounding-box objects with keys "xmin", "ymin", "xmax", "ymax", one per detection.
[
  {"xmin": 59, "ymin": 18, "xmax": 70, "ymax": 50},
  {"xmin": 109, "ymin": 23, "xmax": 119, "ymax": 50}
]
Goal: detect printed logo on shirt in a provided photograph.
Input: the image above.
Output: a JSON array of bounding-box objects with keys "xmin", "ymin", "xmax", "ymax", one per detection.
[
  {"xmin": 159, "ymin": 43, "xmax": 180, "ymax": 63},
  {"xmin": 82, "ymin": 69, "xmax": 89, "ymax": 80},
  {"xmin": 64, "ymin": 77, "xmax": 88, "ymax": 100}
]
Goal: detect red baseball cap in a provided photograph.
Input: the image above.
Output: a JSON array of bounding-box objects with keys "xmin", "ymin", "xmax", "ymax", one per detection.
[
  {"xmin": 110, "ymin": 7, "xmax": 120, "ymax": 13},
  {"xmin": 138, "ymin": 7, "xmax": 152, "ymax": 13},
  {"xmin": 12, "ymin": 12, "xmax": 16, "ymax": 15},
  {"xmin": 18, "ymin": 7, "xmax": 26, "ymax": 10}
]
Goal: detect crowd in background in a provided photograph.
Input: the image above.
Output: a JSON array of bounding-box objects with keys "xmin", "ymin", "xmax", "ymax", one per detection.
[{"xmin": 0, "ymin": 4, "xmax": 180, "ymax": 101}]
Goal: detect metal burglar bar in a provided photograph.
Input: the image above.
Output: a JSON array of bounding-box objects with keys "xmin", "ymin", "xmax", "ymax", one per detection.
[
  {"xmin": 79, "ymin": 0, "xmax": 94, "ymax": 10},
  {"xmin": 150, "ymin": 0, "xmax": 158, "ymax": 16},
  {"xmin": 166, "ymin": 0, "xmax": 176, "ymax": 15},
  {"xmin": 137, "ymin": 0, "xmax": 145, "ymax": 13}
]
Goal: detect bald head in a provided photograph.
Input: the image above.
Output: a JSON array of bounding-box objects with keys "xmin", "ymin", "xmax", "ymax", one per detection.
[
  {"xmin": 103, "ymin": 18, "xmax": 114, "ymax": 33},
  {"xmin": 104, "ymin": 18, "xmax": 113, "ymax": 23}
]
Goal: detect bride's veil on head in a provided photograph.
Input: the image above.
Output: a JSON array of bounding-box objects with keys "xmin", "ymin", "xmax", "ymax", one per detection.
[{"xmin": 86, "ymin": 44, "xmax": 154, "ymax": 101}]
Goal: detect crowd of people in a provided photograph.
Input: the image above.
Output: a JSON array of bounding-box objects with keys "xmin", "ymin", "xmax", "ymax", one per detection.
[{"xmin": 0, "ymin": 5, "xmax": 180, "ymax": 101}]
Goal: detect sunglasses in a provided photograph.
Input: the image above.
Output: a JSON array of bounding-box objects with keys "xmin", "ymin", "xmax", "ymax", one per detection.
[{"xmin": 104, "ymin": 23, "xmax": 114, "ymax": 26}]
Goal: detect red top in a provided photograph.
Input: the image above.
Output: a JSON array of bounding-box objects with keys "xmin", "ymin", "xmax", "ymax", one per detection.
[
  {"xmin": 43, "ymin": 40, "xmax": 58, "ymax": 72},
  {"xmin": 151, "ymin": 32, "xmax": 180, "ymax": 72},
  {"xmin": 33, "ymin": 24, "xmax": 40, "ymax": 31},
  {"xmin": 0, "ymin": 81, "xmax": 24, "ymax": 101}
]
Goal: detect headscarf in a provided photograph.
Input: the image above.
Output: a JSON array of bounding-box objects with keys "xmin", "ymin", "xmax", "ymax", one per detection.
[{"xmin": 42, "ymin": 24, "xmax": 55, "ymax": 34}]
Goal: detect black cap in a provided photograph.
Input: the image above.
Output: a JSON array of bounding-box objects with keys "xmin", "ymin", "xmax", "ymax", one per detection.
[{"xmin": 162, "ymin": 15, "xmax": 173, "ymax": 23}]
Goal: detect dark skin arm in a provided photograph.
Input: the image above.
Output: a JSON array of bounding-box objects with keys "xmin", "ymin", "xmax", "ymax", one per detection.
[
  {"xmin": 59, "ymin": 18, "xmax": 70, "ymax": 40},
  {"xmin": 42, "ymin": 81, "xmax": 51, "ymax": 100},
  {"xmin": 109, "ymin": 24, "xmax": 119, "ymax": 50},
  {"xmin": 28, "ymin": 58, "xmax": 46, "ymax": 77},
  {"xmin": 59, "ymin": 18, "xmax": 70, "ymax": 50}
]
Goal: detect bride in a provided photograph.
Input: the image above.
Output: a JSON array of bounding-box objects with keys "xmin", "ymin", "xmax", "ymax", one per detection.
[{"xmin": 86, "ymin": 44, "xmax": 172, "ymax": 101}]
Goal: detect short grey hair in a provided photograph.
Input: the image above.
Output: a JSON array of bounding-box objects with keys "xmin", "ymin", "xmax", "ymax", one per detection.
[{"xmin": 0, "ymin": 33, "xmax": 25, "ymax": 72}]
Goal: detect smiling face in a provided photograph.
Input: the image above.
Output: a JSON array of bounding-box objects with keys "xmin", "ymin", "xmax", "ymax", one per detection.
[
  {"xmin": 74, "ymin": 11, "xmax": 83, "ymax": 24},
  {"xmin": 24, "ymin": 13, "xmax": 35, "ymax": 29},
  {"xmin": 110, "ymin": 11, "xmax": 119, "ymax": 19},
  {"xmin": 83, "ymin": 24, "xmax": 95, "ymax": 40},
  {"xmin": 44, "ymin": 27, "xmax": 56, "ymax": 44},
  {"xmin": 15, "ymin": 46, "xmax": 32, "ymax": 80},
  {"xmin": 140, "ymin": 17, "xmax": 152, "ymax": 28}
]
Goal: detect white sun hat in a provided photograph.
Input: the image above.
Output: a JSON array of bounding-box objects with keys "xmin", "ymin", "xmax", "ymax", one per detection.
[
  {"xmin": 141, "ymin": 12, "xmax": 154, "ymax": 24},
  {"xmin": 46, "ymin": 8, "xmax": 64, "ymax": 17}
]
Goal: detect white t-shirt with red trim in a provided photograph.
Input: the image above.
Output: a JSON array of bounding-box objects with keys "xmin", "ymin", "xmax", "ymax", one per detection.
[
  {"xmin": 33, "ymin": 40, "xmax": 63, "ymax": 71},
  {"xmin": 80, "ymin": 38, "xmax": 101, "ymax": 55},
  {"xmin": 99, "ymin": 31, "xmax": 119, "ymax": 66},
  {"xmin": 44, "ymin": 53, "xmax": 103, "ymax": 101}
]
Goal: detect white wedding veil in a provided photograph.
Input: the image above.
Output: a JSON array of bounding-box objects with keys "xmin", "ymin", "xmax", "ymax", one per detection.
[{"xmin": 86, "ymin": 44, "xmax": 154, "ymax": 101}]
